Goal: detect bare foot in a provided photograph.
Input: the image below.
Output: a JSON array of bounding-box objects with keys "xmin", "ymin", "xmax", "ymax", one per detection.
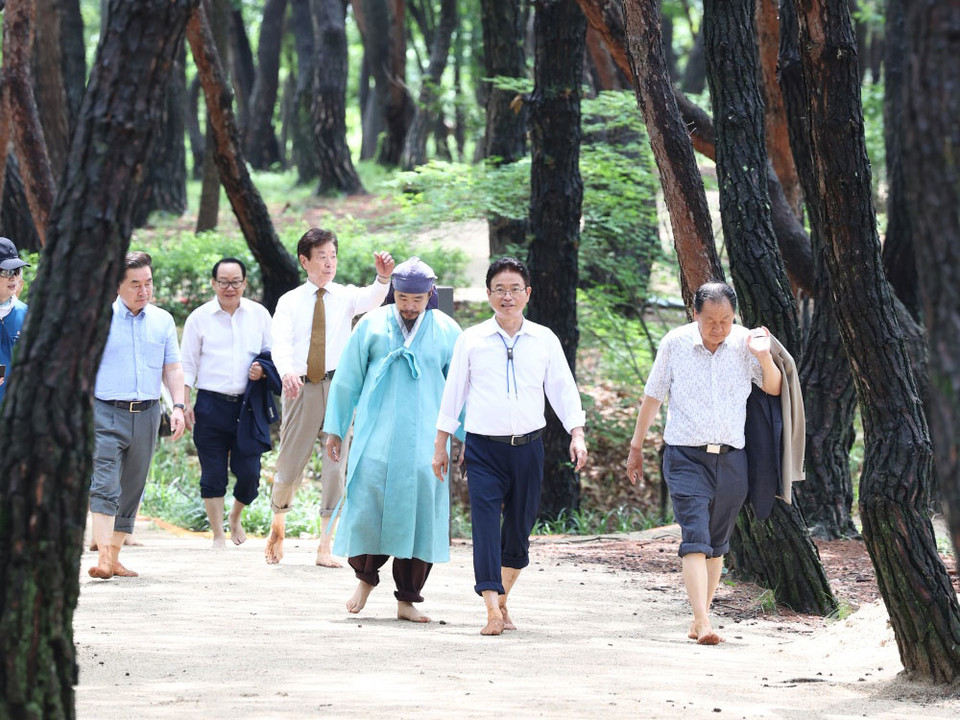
[
  {"xmin": 499, "ymin": 604, "xmax": 517, "ymax": 631},
  {"xmin": 111, "ymin": 561, "xmax": 139, "ymax": 578},
  {"xmin": 264, "ymin": 529, "xmax": 284, "ymax": 565},
  {"xmin": 229, "ymin": 512, "xmax": 246, "ymax": 546},
  {"xmin": 212, "ymin": 536, "xmax": 226, "ymax": 549},
  {"xmin": 346, "ymin": 581, "xmax": 375, "ymax": 614},
  {"xmin": 397, "ymin": 601, "xmax": 431, "ymax": 623},
  {"xmin": 693, "ymin": 619, "xmax": 723, "ymax": 645},
  {"xmin": 90, "ymin": 535, "xmax": 141, "ymax": 551},
  {"xmin": 316, "ymin": 548, "xmax": 343, "ymax": 568},
  {"xmin": 481, "ymin": 617, "xmax": 505, "ymax": 636},
  {"xmin": 87, "ymin": 559, "xmax": 114, "ymax": 580},
  {"xmin": 688, "ymin": 622, "xmax": 698, "ymax": 640}
]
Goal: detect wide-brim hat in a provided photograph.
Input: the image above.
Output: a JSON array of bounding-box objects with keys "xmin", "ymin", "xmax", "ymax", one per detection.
[{"xmin": 0, "ymin": 237, "xmax": 29, "ymax": 271}]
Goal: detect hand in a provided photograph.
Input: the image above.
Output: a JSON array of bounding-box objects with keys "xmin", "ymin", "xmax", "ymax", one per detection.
[
  {"xmin": 569, "ymin": 434, "xmax": 588, "ymax": 471},
  {"xmin": 747, "ymin": 326, "xmax": 772, "ymax": 358},
  {"xmin": 432, "ymin": 445, "xmax": 449, "ymax": 482},
  {"xmin": 325, "ymin": 435, "xmax": 342, "ymax": 463},
  {"xmin": 248, "ymin": 362, "xmax": 264, "ymax": 381},
  {"xmin": 169, "ymin": 407, "xmax": 186, "ymax": 441},
  {"xmin": 282, "ymin": 373, "xmax": 303, "ymax": 399},
  {"xmin": 626, "ymin": 444, "xmax": 644, "ymax": 485},
  {"xmin": 374, "ymin": 251, "xmax": 395, "ymax": 279},
  {"xmin": 183, "ymin": 403, "xmax": 195, "ymax": 431}
]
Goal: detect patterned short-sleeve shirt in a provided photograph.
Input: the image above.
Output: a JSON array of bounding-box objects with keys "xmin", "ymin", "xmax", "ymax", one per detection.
[{"xmin": 644, "ymin": 322, "xmax": 762, "ymax": 449}]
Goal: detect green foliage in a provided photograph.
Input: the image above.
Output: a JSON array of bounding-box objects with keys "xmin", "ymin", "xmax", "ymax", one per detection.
[
  {"xmin": 531, "ymin": 506, "xmax": 661, "ymax": 536},
  {"xmin": 756, "ymin": 588, "xmax": 778, "ymax": 614},
  {"xmin": 860, "ymin": 80, "xmax": 886, "ymax": 199},
  {"xmin": 12, "ymin": 251, "xmax": 40, "ymax": 304}
]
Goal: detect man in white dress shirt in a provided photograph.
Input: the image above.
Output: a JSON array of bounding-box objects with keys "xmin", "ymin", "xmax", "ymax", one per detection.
[
  {"xmin": 626, "ymin": 281, "xmax": 782, "ymax": 645},
  {"xmin": 433, "ymin": 257, "xmax": 588, "ymax": 636},
  {"xmin": 266, "ymin": 228, "xmax": 394, "ymax": 566},
  {"xmin": 181, "ymin": 258, "xmax": 273, "ymax": 548}
]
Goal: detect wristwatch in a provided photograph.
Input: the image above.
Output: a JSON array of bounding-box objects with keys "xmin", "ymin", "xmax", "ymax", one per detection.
[{"xmin": 173, "ymin": 403, "xmax": 186, "ymax": 410}]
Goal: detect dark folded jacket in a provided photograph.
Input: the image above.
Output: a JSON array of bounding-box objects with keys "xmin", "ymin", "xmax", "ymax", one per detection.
[
  {"xmin": 745, "ymin": 383, "xmax": 783, "ymax": 521},
  {"xmin": 237, "ymin": 351, "xmax": 282, "ymax": 454}
]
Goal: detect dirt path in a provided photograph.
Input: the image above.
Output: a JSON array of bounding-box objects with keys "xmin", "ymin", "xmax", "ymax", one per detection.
[{"xmin": 74, "ymin": 522, "xmax": 960, "ymax": 719}]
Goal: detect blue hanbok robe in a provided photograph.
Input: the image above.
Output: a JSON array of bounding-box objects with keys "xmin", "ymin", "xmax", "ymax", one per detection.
[{"xmin": 324, "ymin": 305, "xmax": 463, "ymax": 563}]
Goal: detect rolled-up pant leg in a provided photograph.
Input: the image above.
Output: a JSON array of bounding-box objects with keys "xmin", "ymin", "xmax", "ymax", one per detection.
[
  {"xmin": 392, "ymin": 558, "xmax": 433, "ymax": 603},
  {"xmin": 349, "ymin": 554, "xmax": 390, "ymax": 586}
]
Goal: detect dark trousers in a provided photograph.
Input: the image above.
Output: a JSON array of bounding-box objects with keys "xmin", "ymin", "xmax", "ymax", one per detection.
[
  {"xmin": 193, "ymin": 390, "xmax": 261, "ymax": 505},
  {"xmin": 464, "ymin": 432, "xmax": 544, "ymax": 596},
  {"xmin": 349, "ymin": 555, "xmax": 433, "ymax": 603}
]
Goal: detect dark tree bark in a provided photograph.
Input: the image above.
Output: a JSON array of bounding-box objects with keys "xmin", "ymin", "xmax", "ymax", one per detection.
[
  {"xmin": 289, "ymin": 0, "xmax": 320, "ymax": 184},
  {"xmin": 186, "ymin": 76, "xmax": 206, "ymax": 179},
  {"xmin": 379, "ymin": 0, "xmax": 415, "ymax": 166},
  {"xmin": 401, "ymin": 0, "xmax": 457, "ymax": 169},
  {"xmin": 618, "ymin": 0, "xmax": 723, "ymax": 307},
  {"xmin": 187, "ymin": 0, "xmax": 301, "ymax": 312},
  {"xmin": 680, "ymin": 28, "xmax": 706, "ymax": 94},
  {"xmin": 480, "ymin": 0, "xmax": 528, "ymax": 257},
  {"xmin": 33, "ymin": 0, "xmax": 85, "ymax": 180},
  {"xmin": 245, "ymin": 0, "xmax": 288, "ymax": 170},
  {"xmin": 228, "ymin": 7, "xmax": 256, "ymax": 134},
  {"xmin": 3, "ymin": 0, "xmax": 57, "ymax": 246},
  {"xmin": 880, "ymin": 0, "xmax": 919, "ymax": 320},
  {"xmin": 196, "ymin": 0, "xmax": 229, "ymax": 233},
  {"xmin": 0, "ymin": 3, "xmax": 197, "ymax": 717},
  {"xmin": 794, "ymin": 0, "xmax": 960, "ymax": 681},
  {"xmin": 526, "ymin": 0, "xmax": 587, "ymax": 520},
  {"xmin": 903, "ymin": 2, "xmax": 960, "ymax": 567},
  {"xmin": 779, "ymin": 0, "xmax": 858, "ymax": 539},
  {"xmin": 703, "ymin": 0, "xmax": 836, "ymax": 615},
  {"xmin": 310, "ymin": 0, "xmax": 365, "ymax": 195},
  {"xmin": 1, "ymin": 154, "xmax": 42, "ymax": 252}
]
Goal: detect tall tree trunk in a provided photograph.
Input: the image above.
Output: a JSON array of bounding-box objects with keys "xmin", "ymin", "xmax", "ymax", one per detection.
[
  {"xmin": 526, "ymin": 0, "xmax": 586, "ymax": 520},
  {"xmin": 3, "ymin": 0, "xmax": 56, "ymax": 246},
  {"xmin": 196, "ymin": 0, "xmax": 229, "ymax": 232},
  {"xmin": 186, "ymin": 76, "xmax": 206, "ymax": 180},
  {"xmin": 246, "ymin": 0, "xmax": 288, "ymax": 170},
  {"xmin": 228, "ymin": 7, "xmax": 256, "ymax": 135},
  {"xmin": 903, "ymin": 2, "xmax": 960, "ymax": 567},
  {"xmin": 680, "ymin": 28, "xmax": 706, "ymax": 94},
  {"xmin": 703, "ymin": 0, "xmax": 836, "ymax": 615},
  {"xmin": 187, "ymin": 0, "xmax": 301, "ymax": 312},
  {"xmin": 619, "ymin": 0, "xmax": 723, "ymax": 308},
  {"xmin": 0, "ymin": 3, "xmax": 197, "ymax": 717},
  {"xmin": 289, "ymin": 0, "xmax": 320, "ymax": 184},
  {"xmin": 794, "ymin": 0, "xmax": 960, "ymax": 681},
  {"xmin": 401, "ymin": 0, "xmax": 457, "ymax": 169},
  {"xmin": 779, "ymin": 0, "xmax": 858, "ymax": 539},
  {"xmin": 377, "ymin": 0, "xmax": 414, "ymax": 166},
  {"xmin": 480, "ymin": 0, "xmax": 528, "ymax": 258},
  {"xmin": 310, "ymin": 0, "xmax": 365, "ymax": 194},
  {"xmin": 1, "ymin": 154, "xmax": 42, "ymax": 252}
]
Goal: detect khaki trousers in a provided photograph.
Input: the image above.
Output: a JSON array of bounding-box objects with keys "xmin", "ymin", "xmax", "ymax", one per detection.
[{"xmin": 270, "ymin": 378, "xmax": 347, "ymax": 517}]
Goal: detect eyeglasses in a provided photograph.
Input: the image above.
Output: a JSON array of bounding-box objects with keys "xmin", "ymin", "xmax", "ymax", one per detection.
[
  {"xmin": 490, "ymin": 287, "xmax": 527, "ymax": 298},
  {"xmin": 215, "ymin": 279, "xmax": 244, "ymax": 289},
  {"xmin": 0, "ymin": 268, "xmax": 22, "ymax": 279}
]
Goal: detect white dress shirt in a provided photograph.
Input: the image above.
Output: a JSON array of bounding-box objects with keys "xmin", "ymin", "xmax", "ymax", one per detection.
[
  {"xmin": 644, "ymin": 322, "xmax": 762, "ymax": 448},
  {"xmin": 181, "ymin": 297, "xmax": 273, "ymax": 395},
  {"xmin": 271, "ymin": 278, "xmax": 389, "ymax": 380},
  {"xmin": 437, "ymin": 316, "xmax": 586, "ymax": 436}
]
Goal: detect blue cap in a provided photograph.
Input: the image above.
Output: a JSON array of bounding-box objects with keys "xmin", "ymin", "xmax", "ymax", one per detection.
[
  {"xmin": 0, "ymin": 237, "xmax": 29, "ymax": 271},
  {"xmin": 392, "ymin": 256, "xmax": 437, "ymax": 293}
]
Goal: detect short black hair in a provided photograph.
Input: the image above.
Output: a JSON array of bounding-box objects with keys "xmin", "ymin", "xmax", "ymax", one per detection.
[
  {"xmin": 486, "ymin": 256, "xmax": 531, "ymax": 289},
  {"xmin": 121, "ymin": 251, "xmax": 152, "ymax": 283},
  {"xmin": 212, "ymin": 257, "xmax": 247, "ymax": 279},
  {"xmin": 693, "ymin": 281, "xmax": 737, "ymax": 314},
  {"xmin": 297, "ymin": 227, "xmax": 338, "ymax": 260}
]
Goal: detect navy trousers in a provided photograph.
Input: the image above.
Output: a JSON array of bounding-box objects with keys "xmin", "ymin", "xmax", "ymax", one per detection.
[
  {"xmin": 193, "ymin": 389, "xmax": 261, "ymax": 505},
  {"xmin": 464, "ymin": 432, "xmax": 544, "ymax": 595}
]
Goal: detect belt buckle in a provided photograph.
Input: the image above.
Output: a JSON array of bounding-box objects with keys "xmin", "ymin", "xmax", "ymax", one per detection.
[
  {"xmin": 129, "ymin": 401, "xmax": 144, "ymax": 413},
  {"xmin": 706, "ymin": 444, "xmax": 721, "ymax": 454},
  {"xmin": 510, "ymin": 434, "xmax": 522, "ymax": 446}
]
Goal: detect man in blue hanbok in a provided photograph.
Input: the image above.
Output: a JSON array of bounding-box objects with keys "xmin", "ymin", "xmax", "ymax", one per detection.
[{"xmin": 324, "ymin": 257, "xmax": 462, "ymax": 623}]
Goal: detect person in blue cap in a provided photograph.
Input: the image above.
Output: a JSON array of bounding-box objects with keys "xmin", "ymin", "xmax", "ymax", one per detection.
[
  {"xmin": 323, "ymin": 256, "xmax": 462, "ymax": 623},
  {"xmin": 0, "ymin": 237, "xmax": 30, "ymax": 407}
]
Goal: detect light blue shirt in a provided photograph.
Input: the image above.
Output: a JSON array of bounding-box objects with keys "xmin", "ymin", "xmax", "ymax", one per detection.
[{"xmin": 94, "ymin": 298, "xmax": 180, "ymax": 401}]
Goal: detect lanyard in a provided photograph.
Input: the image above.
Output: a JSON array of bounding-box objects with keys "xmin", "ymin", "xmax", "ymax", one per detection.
[{"xmin": 498, "ymin": 332, "xmax": 520, "ymax": 398}]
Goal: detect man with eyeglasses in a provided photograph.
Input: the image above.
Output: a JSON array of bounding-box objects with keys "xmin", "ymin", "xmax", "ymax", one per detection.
[
  {"xmin": 0, "ymin": 237, "xmax": 29, "ymax": 407},
  {"xmin": 433, "ymin": 256, "xmax": 588, "ymax": 636},
  {"xmin": 181, "ymin": 258, "xmax": 274, "ymax": 547}
]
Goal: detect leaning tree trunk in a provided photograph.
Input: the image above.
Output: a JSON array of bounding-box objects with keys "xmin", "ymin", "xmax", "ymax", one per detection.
[
  {"xmin": 310, "ymin": 0, "xmax": 365, "ymax": 195},
  {"xmin": 779, "ymin": 0, "xmax": 858, "ymax": 539},
  {"xmin": 187, "ymin": 0, "xmax": 300, "ymax": 312},
  {"xmin": 401, "ymin": 0, "xmax": 457, "ymax": 170},
  {"xmin": 289, "ymin": 0, "xmax": 320, "ymax": 184},
  {"xmin": 902, "ymin": 2, "xmax": 960, "ymax": 567},
  {"xmin": 245, "ymin": 0, "xmax": 287, "ymax": 170},
  {"xmin": 0, "ymin": 3, "xmax": 198, "ymax": 717},
  {"xmin": 1, "ymin": 154, "xmax": 42, "ymax": 252},
  {"xmin": 525, "ymin": 0, "xmax": 586, "ymax": 521},
  {"xmin": 480, "ymin": 0, "xmax": 528, "ymax": 257},
  {"xmin": 702, "ymin": 0, "xmax": 837, "ymax": 615},
  {"xmin": 228, "ymin": 6, "xmax": 256, "ymax": 135},
  {"xmin": 3, "ymin": 0, "xmax": 57, "ymax": 246},
  {"xmin": 794, "ymin": 0, "xmax": 960, "ymax": 681},
  {"xmin": 196, "ymin": 0, "xmax": 228, "ymax": 232}
]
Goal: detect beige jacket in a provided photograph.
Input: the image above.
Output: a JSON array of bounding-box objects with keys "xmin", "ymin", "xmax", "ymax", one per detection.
[{"xmin": 770, "ymin": 335, "xmax": 805, "ymax": 501}]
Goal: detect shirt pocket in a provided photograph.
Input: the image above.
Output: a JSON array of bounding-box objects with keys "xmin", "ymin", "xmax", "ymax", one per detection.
[{"xmin": 145, "ymin": 341, "xmax": 166, "ymax": 370}]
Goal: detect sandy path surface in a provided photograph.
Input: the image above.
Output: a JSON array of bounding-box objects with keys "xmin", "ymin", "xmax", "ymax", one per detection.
[{"xmin": 74, "ymin": 522, "xmax": 960, "ymax": 719}]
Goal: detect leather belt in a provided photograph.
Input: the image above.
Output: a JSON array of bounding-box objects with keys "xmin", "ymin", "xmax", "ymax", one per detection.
[
  {"xmin": 698, "ymin": 444, "xmax": 735, "ymax": 455},
  {"xmin": 479, "ymin": 429, "xmax": 543, "ymax": 446},
  {"xmin": 199, "ymin": 389, "xmax": 242, "ymax": 403},
  {"xmin": 99, "ymin": 398, "xmax": 158, "ymax": 413},
  {"xmin": 300, "ymin": 370, "xmax": 336, "ymax": 383}
]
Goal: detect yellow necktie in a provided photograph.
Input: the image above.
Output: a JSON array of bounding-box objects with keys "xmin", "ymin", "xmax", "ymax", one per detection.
[{"xmin": 306, "ymin": 288, "xmax": 326, "ymax": 382}]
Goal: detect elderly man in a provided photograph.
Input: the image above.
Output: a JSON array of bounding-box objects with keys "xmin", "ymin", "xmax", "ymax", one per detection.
[
  {"xmin": 324, "ymin": 257, "xmax": 462, "ymax": 622},
  {"xmin": 181, "ymin": 257, "xmax": 274, "ymax": 548},
  {"xmin": 0, "ymin": 237, "xmax": 30, "ymax": 406},
  {"xmin": 626, "ymin": 281, "xmax": 782, "ymax": 645},
  {"xmin": 433, "ymin": 257, "xmax": 588, "ymax": 636},
  {"xmin": 89, "ymin": 252, "xmax": 186, "ymax": 579},
  {"xmin": 266, "ymin": 228, "xmax": 395, "ymax": 566}
]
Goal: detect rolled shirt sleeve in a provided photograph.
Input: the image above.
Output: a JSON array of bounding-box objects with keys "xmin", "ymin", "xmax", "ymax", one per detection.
[
  {"xmin": 436, "ymin": 333, "xmax": 468, "ymax": 434},
  {"xmin": 543, "ymin": 332, "xmax": 586, "ymax": 433}
]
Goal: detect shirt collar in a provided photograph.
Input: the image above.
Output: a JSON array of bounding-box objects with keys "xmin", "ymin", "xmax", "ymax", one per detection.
[
  {"xmin": 307, "ymin": 279, "xmax": 340, "ymax": 296},
  {"xmin": 481, "ymin": 315, "xmax": 534, "ymax": 339},
  {"xmin": 114, "ymin": 297, "xmax": 146, "ymax": 320},
  {"xmin": 211, "ymin": 297, "xmax": 246, "ymax": 316}
]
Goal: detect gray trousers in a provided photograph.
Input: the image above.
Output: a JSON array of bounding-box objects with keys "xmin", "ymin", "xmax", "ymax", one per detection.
[{"xmin": 89, "ymin": 400, "xmax": 161, "ymax": 534}]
